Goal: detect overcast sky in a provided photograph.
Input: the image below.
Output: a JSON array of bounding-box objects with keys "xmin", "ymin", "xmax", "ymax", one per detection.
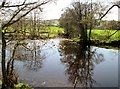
[
  {"xmin": 43, "ymin": 0, "xmax": 119, "ymax": 21},
  {"xmin": 0, "ymin": 0, "xmax": 119, "ymax": 21}
]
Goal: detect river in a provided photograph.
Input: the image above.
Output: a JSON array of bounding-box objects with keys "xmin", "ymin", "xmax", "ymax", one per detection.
[{"xmin": 0, "ymin": 38, "xmax": 119, "ymax": 88}]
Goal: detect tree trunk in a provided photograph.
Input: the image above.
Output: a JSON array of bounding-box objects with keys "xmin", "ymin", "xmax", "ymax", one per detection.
[
  {"xmin": 88, "ymin": 0, "xmax": 93, "ymax": 44},
  {"xmin": 89, "ymin": 25, "xmax": 92, "ymax": 43},
  {"xmin": 79, "ymin": 24, "xmax": 87, "ymax": 45},
  {"xmin": 1, "ymin": 32, "xmax": 7, "ymax": 88}
]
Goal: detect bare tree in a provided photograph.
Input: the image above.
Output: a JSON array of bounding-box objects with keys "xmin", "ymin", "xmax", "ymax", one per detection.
[{"xmin": 0, "ymin": 0, "xmax": 55, "ymax": 88}]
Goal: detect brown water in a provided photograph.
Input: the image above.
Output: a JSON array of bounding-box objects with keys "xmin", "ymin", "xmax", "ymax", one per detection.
[{"xmin": 1, "ymin": 38, "xmax": 119, "ymax": 87}]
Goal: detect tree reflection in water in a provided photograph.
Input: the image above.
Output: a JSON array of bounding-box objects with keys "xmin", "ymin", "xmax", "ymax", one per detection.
[
  {"xmin": 14, "ymin": 41, "xmax": 46, "ymax": 71},
  {"xmin": 58, "ymin": 40, "xmax": 104, "ymax": 88}
]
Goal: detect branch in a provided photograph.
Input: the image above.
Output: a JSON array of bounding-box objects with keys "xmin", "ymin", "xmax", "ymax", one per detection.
[
  {"xmin": 7, "ymin": 41, "xmax": 19, "ymax": 74},
  {"xmin": 1, "ymin": 0, "xmax": 6, "ymax": 7},
  {"xmin": 0, "ymin": 1, "xmax": 37, "ymax": 8},
  {"xmin": 6, "ymin": 36, "xmax": 14, "ymax": 44},
  {"xmin": 21, "ymin": 44, "xmax": 33, "ymax": 52},
  {"xmin": 3, "ymin": 1, "xmax": 49, "ymax": 28},
  {"xmin": 2, "ymin": 0, "xmax": 50, "ymax": 29},
  {"xmin": 100, "ymin": 4, "xmax": 120, "ymax": 20},
  {"xmin": 2, "ymin": 5, "xmax": 28, "ymax": 29},
  {"xmin": 5, "ymin": 30, "xmax": 17, "ymax": 34},
  {"xmin": 107, "ymin": 30, "xmax": 119, "ymax": 39}
]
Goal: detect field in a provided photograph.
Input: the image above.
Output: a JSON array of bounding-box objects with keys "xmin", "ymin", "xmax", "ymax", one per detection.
[
  {"xmin": 46, "ymin": 26, "xmax": 64, "ymax": 37},
  {"xmin": 72, "ymin": 29, "xmax": 119, "ymax": 42},
  {"xmin": 37, "ymin": 26, "xmax": 64, "ymax": 38},
  {"xmin": 89, "ymin": 29, "xmax": 119, "ymax": 42},
  {"xmin": 6, "ymin": 26, "xmax": 64, "ymax": 38},
  {"xmin": 5, "ymin": 26, "xmax": 119, "ymax": 42}
]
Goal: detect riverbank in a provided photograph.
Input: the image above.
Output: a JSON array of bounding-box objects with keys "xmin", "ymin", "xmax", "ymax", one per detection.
[{"xmin": 0, "ymin": 80, "xmax": 32, "ymax": 89}]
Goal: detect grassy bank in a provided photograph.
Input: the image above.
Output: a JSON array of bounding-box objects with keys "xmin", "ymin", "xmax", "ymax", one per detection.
[
  {"xmin": 89, "ymin": 29, "xmax": 119, "ymax": 42},
  {"xmin": 5, "ymin": 26, "xmax": 119, "ymax": 42},
  {"xmin": 6, "ymin": 26, "xmax": 64, "ymax": 39},
  {"xmin": 72, "ymin": 29, "xmax": 119, "ymax": 43}
]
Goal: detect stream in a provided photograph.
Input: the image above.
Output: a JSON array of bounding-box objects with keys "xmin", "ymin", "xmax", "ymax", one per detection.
[{"xmin": 0, "ymin": 38, "xmax": 119, "ymax": 87}]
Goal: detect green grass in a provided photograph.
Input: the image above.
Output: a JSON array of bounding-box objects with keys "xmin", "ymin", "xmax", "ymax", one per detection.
[
  {"xmin": 72, "ymin": 29, "xmax": 119, "ymax": 43},
  {"xmin": 5, "ymin": 26, "xmax": 64, "ymax": 39},
  {"xmin": 49, "ymin": 26, "xmax": 64, "ymax": 33},
  {"xmin": 5, "ymin": 26, "xmax": 119, "ymax": 42},
  {"xmin": 31, "ymin": 26, "xmax": 64, "ymax": 37},
  {"xmin": 45, "ymin": 26, "xmax": 64, "ymax": 37},
  {"xmin": 89, "ymin": 29, "xmax": 119, "ymax": 42}
]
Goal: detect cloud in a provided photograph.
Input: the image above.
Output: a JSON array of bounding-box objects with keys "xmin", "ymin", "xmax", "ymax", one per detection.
[
  {"xmin": 43, "ymin": 0, "xmax": 119, "ymax": 20},
  {"xmin": 103, "ymin": 4, "xmax": 119, "ymax": 21},
  {"xmin": 118, "ymin": 8, "xmax": 120, "ymax": 21},
  {"xmin": 43, "ymin": 0, "xmax": 73, "ymax": 20}
]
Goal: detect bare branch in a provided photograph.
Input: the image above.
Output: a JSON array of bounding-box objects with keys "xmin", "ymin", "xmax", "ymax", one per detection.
[
  {"xmin": 1, "ymin": 0, "xmax": 6, "ymax": 7},
  {"xmin": 23, "ymin": 0, "xmax": 27, "ymax": 5},
  {"xmin": 2, "ymin": 5, "xmax": 28, "ymax": 29},
  {"xmin": 2, "ymin": 1, "xmax": 50, "ymax": 29},
  {"xmin": 100, "ymin": 4, "xmax": 120, "ymax": 20},
  {"xmin": 107, "ymin": 30, "xmax": 119, "ymax": 39},
  {"xmin": 0, "ymin": 1, "xmax": 37, "ymax": 8}
]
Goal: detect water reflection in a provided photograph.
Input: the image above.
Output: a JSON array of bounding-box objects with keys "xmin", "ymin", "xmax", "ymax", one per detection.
[
  {"xmin": 0, "ymin": 39, "xmax": 118, "ymax": 87},
  {"xmin": 58, "ymin": 40, "xmax": 104, "ymax": 88},
  {"xmin": 14, "ymin": 40, "xmax": 46, "ymax": 71}
]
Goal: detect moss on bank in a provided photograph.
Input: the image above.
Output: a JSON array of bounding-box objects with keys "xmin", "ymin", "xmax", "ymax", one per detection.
[{"xmin": 0, "ymin": 80, "xmax": 33, "ymax": 89}]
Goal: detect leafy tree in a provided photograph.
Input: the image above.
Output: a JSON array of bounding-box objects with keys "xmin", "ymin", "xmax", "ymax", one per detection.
[
  {"xmin": 60, "ymin": 1, "xmax": 106, "ymax": 44},
  {"xmin": 60, "ymin": 0, "xmax": 120, "ymax": 44}
]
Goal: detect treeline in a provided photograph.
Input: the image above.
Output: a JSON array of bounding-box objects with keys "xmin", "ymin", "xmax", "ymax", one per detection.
[
  {"xmin": 3, "ymin": 17, "xmax": 54, "ymax": 40},
  {"xmin": 3, "ymin": 17, "xmax": 62, "ymax": 40},
  {"xmin": 96, "ymin": 20, "xmax": 120, "ymax": 30}
]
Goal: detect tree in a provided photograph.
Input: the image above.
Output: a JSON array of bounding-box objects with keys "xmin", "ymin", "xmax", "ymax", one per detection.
[
  {"xmin": 60, "ymin": 0, "xmax": 120, "ymax": 44},
  {"xmin": 60, "ymin": 1, "xmax": 106, "ymax": 44},
  {"xmin": 0, "ymin": 0, "xmax": 54, "ymax": 88}
]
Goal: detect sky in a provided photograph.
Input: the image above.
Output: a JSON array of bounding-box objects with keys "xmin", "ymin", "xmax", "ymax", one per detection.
[
  {"xmin": 43, "ymin": 0, "xmax": 119, "ymax": 21},
  {"xmin": 0, "ymin": 0, "xmax": 119, "ymax": 21},
  {"xmin": 42, "ymin": 0, "xmax": 74, "ymax": 20}
]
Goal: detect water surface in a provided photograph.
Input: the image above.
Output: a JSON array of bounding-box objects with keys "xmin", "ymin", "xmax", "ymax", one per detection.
[{"xmin": 0, "ymin": 38, "xmax": 118, "ymax": 87}]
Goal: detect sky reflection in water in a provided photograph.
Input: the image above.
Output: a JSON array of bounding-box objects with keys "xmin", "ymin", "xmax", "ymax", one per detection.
[{"xmin": 0, "ymin": 38, "xmax": 118, "ymax": 87}]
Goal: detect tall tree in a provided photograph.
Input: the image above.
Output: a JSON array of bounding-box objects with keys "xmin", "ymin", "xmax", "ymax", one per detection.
[
  {"xmin": 60, "ymin": 1, "xmax": 106, "ymax": 44},
  {"xmin": 0, "ymin": 0, "xmax": 54, "ymax": 88},
  {"xmin": 60, "ymin": 0, "xmax": 120, "ymax": 44}
]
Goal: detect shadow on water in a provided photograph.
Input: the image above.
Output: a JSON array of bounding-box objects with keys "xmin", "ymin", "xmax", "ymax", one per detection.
[{"xmin": 58, "ymin": 40, "xmax": 104, "ymax": 88}]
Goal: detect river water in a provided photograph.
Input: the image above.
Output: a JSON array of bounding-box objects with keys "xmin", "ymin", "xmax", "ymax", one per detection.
[{"xmin": 0, "ymin": 38, "xmax": 119, "ymax": 87}]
